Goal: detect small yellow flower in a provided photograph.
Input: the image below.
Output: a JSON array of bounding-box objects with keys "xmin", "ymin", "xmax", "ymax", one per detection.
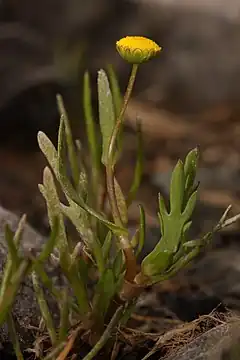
[{"xmin": 116, "ymin": 36, "xmax": 161, "ymax": 64}]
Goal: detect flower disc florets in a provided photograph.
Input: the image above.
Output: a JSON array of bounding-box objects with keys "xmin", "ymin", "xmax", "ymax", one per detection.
[{"xmin": 116, "ymin": 36, "xmax": 161, "ymax": 64}]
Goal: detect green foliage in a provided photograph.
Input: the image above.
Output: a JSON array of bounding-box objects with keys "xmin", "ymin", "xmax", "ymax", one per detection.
[
  {"xmin": 0, "ymin": 54, "xmax": 240, "ymax": 360},
  {"xmin": 98, "ymin": 69, "xmax": 116, "ymax": 165},
  {"xmin": 140, "ymin": 151, "xmax": 199, "ymax": 282}
]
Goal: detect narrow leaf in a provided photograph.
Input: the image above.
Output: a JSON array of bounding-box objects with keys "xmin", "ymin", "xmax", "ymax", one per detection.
[
  {"xmin": 112, "ymin": 250, "xmax": 124, "ymax": 279},
  {"xmin": 102, "ymin": 231, "xmax": 113, "ymax": 262},
  {"xmin": 0, "ymin": 259, "xmax": 31, "ymax": 325},
  {"xmin": 84, "ymin": 203, "xmax": 128, "ymax": 237},
  {"xmin": 7, "ymin": 313, "xmax": 24, "ymax": 360},
  {"xmin": 83, "ymin": 71, "xmax": 101, "ymax": 191},
  {"xmin": 57, "ymin": 94, "xmax": 79, "ymax": 187},
  {"xmin": 37, "ymin": 131, "xmax": 58, "ymax": 175},
  {"xmin": 136, "ymin": 204, "xmax": 146, "ymax": 257},
  {"xmin": 37, "ymin": 217, "xmax": 59, "ymax": 263},
  {"xmin": 107, "ymin": 64, "xmax": 122, "ymax": 118},
  {"xmin": 182, "ymin": 190, "xmax": 198, "ymax": 221},
  {"xmin": 170, "ymin": 160, "xmax": 185, "ymax": 214},
  {"xmin": 32, "ymin": 271, "xmax": 57, "ymax": 345},
  {"xmin": 4, "ymin": 225, "xmax": 19, "ymax": 269},
  {"xmin": 98, "ymin": 69, "xmax": 115, "ymax": 165},
  {"xmin": 39, "ymin": 167, "xmax": 70, "ymax": 267},
  {"xmin": 58, "ymin": 289, "xmax": 69, "ymax": 342},
  {"xmin": 184, "ymin": 148, "xmax": 199, "ymax": 191},
  {"xmin": 107, "ymin": 64, "xmax": 124, "ymax": 162},
  {"xmin": 92, "ymin": 269, "xmax": 116, "ymax": 321}
]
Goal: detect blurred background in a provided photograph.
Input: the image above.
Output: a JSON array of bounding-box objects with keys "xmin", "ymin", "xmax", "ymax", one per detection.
[{"xmin": 1, "ymin": 0, "xmax": 240, "ymax": 352}]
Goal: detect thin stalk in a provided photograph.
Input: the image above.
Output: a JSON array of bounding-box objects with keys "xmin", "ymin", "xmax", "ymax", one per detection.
[
  {"xmin": 57, "ymin": 94, "xmax": 79, "ymax": 188},
  {"xmin": 32, "ymin": 271, "xmax": 57, "ymax": 346},
  {"xmin": 106, "ymin": 64, "xmax": 139, "ymax": 281},
  {"xmin": 0, "ymin": 259, "xmax": 31, "ymax": 325},
  {"xmin": 43, "ymin": 342, "xmax": 66, "ymax": 360},
  {"xmin": 106, "ymin": 64, "xmax": 139, "ymax": 227},
  {"xmin": 32, "ymin": 260, "xmax": 80, "ymax": 315},
  {"xmin": 0, "ymin": 258, "xmax": 13, "ymax": 299},
  {"xmin": 7, "ymin": 313, "xmax": 24, "ymax": 360},
  {"xmin": 81, "ymin": 305, "xmax": 124, "ymax": 360},
  {"xmin": 58, "ymin": 289, "xmax": 69, "ymax": 342},
  {"xmin": 0, "ymin": 214, "xmax": 27, "ymax": 299}
]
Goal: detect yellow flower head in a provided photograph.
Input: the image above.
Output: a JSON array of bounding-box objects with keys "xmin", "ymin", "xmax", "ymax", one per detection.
[{"xmin": 116, "ymin": 36, "xmax": 161, "ymax": 64}]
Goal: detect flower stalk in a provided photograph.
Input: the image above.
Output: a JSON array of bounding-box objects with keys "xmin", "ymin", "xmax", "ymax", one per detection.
[
  {"xmin": 106, "ymin": 63, "xmax": 139, "ymax": 227},
  {"xmin": 106, "ymin": 64, "xmax": 139, "ymax": 282}
]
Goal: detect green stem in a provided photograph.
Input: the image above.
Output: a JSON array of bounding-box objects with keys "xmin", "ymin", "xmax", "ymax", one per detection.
[
  {"xmin": 0, "ymin": 259, "xmax": 31, "ymax": 325},
  {"xmin": 32, "ymin": 271, "xmax": 57, "ymax": 345},
  {"xmin": 106, "ymin": 64, "xmax": 139, "ymax": 227},
  {"xmin": 57, "ymin": 94, "xmax": 80, "ymax": 188},
  {"xmin": 82, "ymin": 305, "xmax": 124, "ymax": 360},
  {"xmin": 83, "ymin": 71, "xmax": 101, "ymax": 210},
  {"xmin": 7, "ymin": 313, "xmax": 24, "ymax": 360}
]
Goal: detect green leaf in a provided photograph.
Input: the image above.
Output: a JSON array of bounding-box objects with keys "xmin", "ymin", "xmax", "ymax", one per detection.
[
  {"xmin": 92, "ymin": 269, "xmax": 116, "ymax": 323},
  {"xmin": 98, "ymin": 69, "xmax": 115, "ymax": 165},
  {"xmin": 112, "ymin": 250, "xmax": 124, "ymax": 279},
  {"xmin": 37, "ymin": 131, "xmax": 58, "ymax": 176},
  {"xmin": 102, "ymin": 231, "xmax": 113, "ymax": 262},
  {"xmin": 114, "ymin": 177, "xmax": 128, "ymax": 225},
  {"xmin": 158, "ymin": 193, "xmax": 168, "ymax": 231},
  {"xmin": 83, "ymin": 71, "xmax": 101, "ymax": 185},
  {"xmin": 7, "ymin": 313, "xmax": 24, "ymax": 360},
  {"xmin": 0, "ymin": 215, "xmax": 26, "ymax": 301},
  {"xmin": 39, "ymin": 167, "xmax": 70, "ymax": 270},
  {"xmin": 39, "ymin": 130, "xmax": 127, "ymax": 237},
  {"xmin": 84, "ymin": 203, "xmax": 128, "ymax": 237},
  {"xmin": 130, "ymin": 229, "xmax": 139, "ymax": 248},
  {"xmin": 107, "ymin": 64, "xmax": 122, "ymax": 118},
  {"xmin": 136, "ymin": 204, "xmax": 146, "ymax": 257},
  {"xmin": 37, "ymin": 217, "xmax": 59, "ymax": 263},
  {"xmin": 4, "ymin": 225, "xmax": 19, "ymax": 271},
  {"xmin": 107, "ymin": 65, "xmax": 124, "ymax": 162},
  {"xmin": 58, "ymin": 289, "xmax": 69, "ymax": 342},
  {"xmin": 184, "ymin": 148, "xmax": 199, "ymax": 192},
  {"xmin": 141, "ymin": 166, "xmax": 197, "ymax": 279},
  {"xmin": 31, "ymin": 260, "xmax": 80, "ymax": 315},
  {"xmin": 57, "ymin": 114, "xmax": 67, "ymax": 176},
  {"xmin": 0, "ymin": 259, "xmax": 31, "ymax": 325},
  {"xmin": 60, "ymin": 201, "xmax": 91, "ymax": 247},
  {"xmin": 13, "ymin": 214, "xmax": 27, "ymax": 247},
  {"xmin": 77, "ymin": 171, "xmax": 88, "ymax": 202},
  {"xmin": 38, "ymin": 131, "xmax": 78, "ymax": 207},
  {"xmin": 32, "ymin": 271, "xmax": 57, "ymax": 345},
  {"xmin": 182, "ymin": 190, "xmax": 198, "ymax": 221},
  {"xmin": 57, "ymin": 94, "xmax": 79, "ymax": 187},
  {"xmin": 127, "ymin": 122, "xmax": 144, "ymax": 206},
  {"xmin": 170, "ymin": 160, "xmax": 185, "ymax": 214},
  {"xmin": 61, "ymin": 198, "xmax": 105, "ymax": 274},
  {"xmin": 141, "ymin": 248, "xmax": 173, "ymax": 279}
]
